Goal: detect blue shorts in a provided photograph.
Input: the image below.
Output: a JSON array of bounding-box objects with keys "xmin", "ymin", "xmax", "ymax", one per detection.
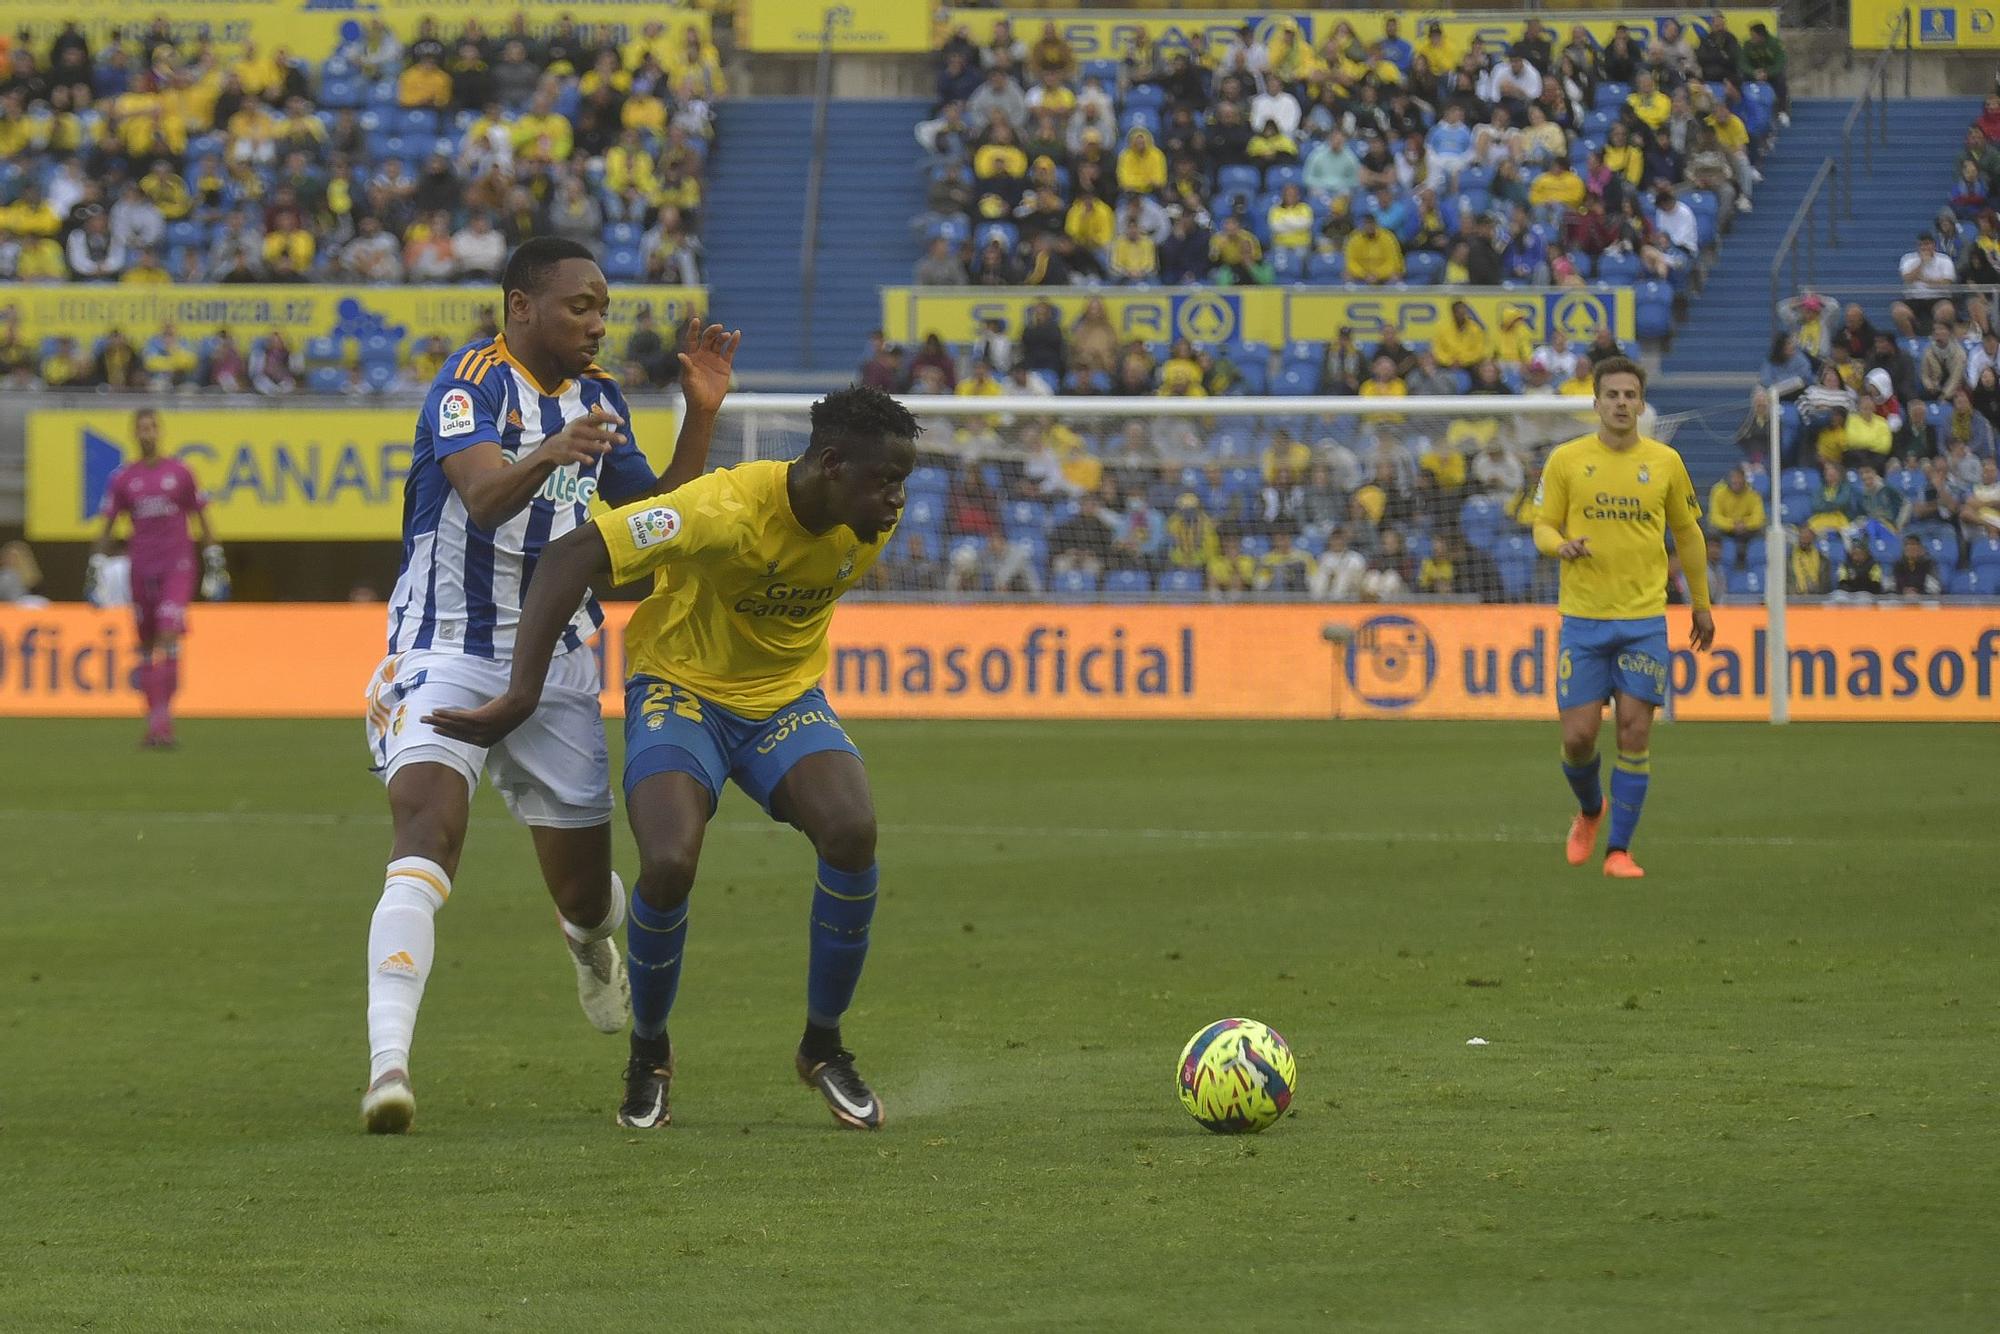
[
  {"xmin": 1556, "ymin": 615, "xmax": 1670, "ymax": 709},
  {"xmin": 622, "ymin": 676, "xmax": 861, "ymax": 818}
]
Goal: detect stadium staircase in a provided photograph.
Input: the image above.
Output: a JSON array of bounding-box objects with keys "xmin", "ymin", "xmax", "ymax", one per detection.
[
  {"xmin": 704, "ymin": 97, "xmax": 929, "ymax": 379},
  {"xmin": 1655, "ymin": 96, "xmax": 1979, "ymax": 481}
]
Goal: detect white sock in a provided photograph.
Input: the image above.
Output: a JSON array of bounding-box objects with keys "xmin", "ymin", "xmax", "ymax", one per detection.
[
  {"xmin": 367, "ymin": 856, "xmax": 450, "ymax": 1084},
  {"xmin": 559, "ymin": 870, "xmax": 627, "ymax": 945}
]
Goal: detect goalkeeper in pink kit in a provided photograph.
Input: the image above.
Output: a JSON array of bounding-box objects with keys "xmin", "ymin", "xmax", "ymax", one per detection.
[{"xmin": 94, "ymin": 409, "xmax": 224, "ymax": 747}]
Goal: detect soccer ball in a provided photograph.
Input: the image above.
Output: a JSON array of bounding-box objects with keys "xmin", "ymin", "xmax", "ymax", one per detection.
[{"xmin": 1177, "ymin": 1018, "xmax": 1296, "ymax": 1134}]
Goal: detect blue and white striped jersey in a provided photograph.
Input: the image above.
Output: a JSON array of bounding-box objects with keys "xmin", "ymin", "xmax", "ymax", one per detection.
[{"xmin": 386, "ymin": 335, "xmax": 657, "ymax": 660}]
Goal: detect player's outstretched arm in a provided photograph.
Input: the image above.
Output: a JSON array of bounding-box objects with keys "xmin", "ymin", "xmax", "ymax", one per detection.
[
  {"xmin": 655, "ymin": 319, "xmax": 741, "ymax": 494},
  {"xmin": 422, "ymin": 522, "xmax": 614, "ymax": 748}
]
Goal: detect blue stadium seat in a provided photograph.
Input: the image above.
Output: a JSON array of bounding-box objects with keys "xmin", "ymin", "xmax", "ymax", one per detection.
[
  {"xmin": 1118, "ymin": 109, "xmax": 1161, "ymax": 140},
  {"xmin": 1457, "ymin": 165, "xmax": 1494, "ymax": 194},
  {"xmin": 1271, "ymin": 247, "xmax": 1305, "ymax": 282},
  {"xmin": 1889, "ymin": 467, "xmax": 1926, "ymax": 497},
  {"xmin": 1053, "ymin": 569, "xmax": 1100, "ymax": 596},
  {"xmin": 1209, "ymin": 423, "xmax": 1252, "ymax": 456},
  {"xmin": 1003, "ymin": 500, "xmax": 1046, "ymax": 537},
  {"xmin": 1726, "ymin": 568, "xmax": 1765, "ymax": 597},
  {"xmin": 1816, "ymin": 530, "xmax": 1847, "ymax": 566},
  {"xmin": 1215, "ymin": 164, "xmax": 1260, "ymax": 198},
  {"xmin": 975, "ymin": 221, "xmax": 1018, "ymax": 251},
  {"xmin": 1230, "ymin": 360, "xmax": 1269, "ymax": 394},
  {"xmin": 1496, "ymin": 554, "xmax": 1538, "ymax": 600},
  {"xmin": 1923, "ymin": 531, "xmax": 1960, "ymax": 569},
  {"xmin": 1596, "ymin": 251, "xmax": 1643, "ymax": 284},
  {"xmin": 1123, "ymin": 84, "xmax": 1166, "ymax": 114},
  {"xmin": 907, "ymin": 466, "xmax": 950, "ymax": 501},
  {"xmin": 1594, "ymin": 83, "xmax": 1632, "ymax": 111},
  {"xmin": 1949, "ymin": 568, "xmax": 1994, "ymax": 595},
  {"xmin": 1968, "ymin": 536, "xmax": 2000, "ymax": 572},
  {"xmin": 1404, "ymin": 251, "xmax": 1445, "ymax": 284},
  {"xmin": 1272, "ymin": 362, "xmax": 1319, "ymax": 395},
  {"xmin": 1238, "ymin": 535, "xmax": 1271, "ymax": 558},
  {"xmin": 1460, "ymin": 496, "xmax": 1502, "ymax": 551},
  {"xmin": 1264, "ymin": 164, "xmax": 1303, "ymax": 194},
  {"xmin": 1779, "ymin": 495, "xmax": 1811, "ymax": 527},
  {"xmin": 1635, "ymin": 295, "xmax": 1672, "ymax": 340},
  {"xmin": 1583, "ymin": 109, "xmax": 1615, "ymax": 137},
  {"xmin": 1081, "ymin": 60, "xmax": 1121, "ymax": 86},
  {"xmin": 601, "ymin": 246, "xmax": 645, "ymax": 281},
  {"xmin": 1305, "ymin": 250, "xmax": 1344, "ymax": 283},
  {"xmin": 1104, "ymin": 569, "xmax": 1152, "ymax": 597},
  {"xmin": 321, "ymin": 76, "xmax": 364, "ymax": 109},
  {"xmin": 1404, "ymin": 531, "xmax": 1433, "ymax": 562},
  {"xmin": 602, "ymin": 222, "xmax": 641, "ymax": 249},
  {"xmin": 1781, "ymin": 466, "xmax": 1815, "ymax": 494},
  {"xmin": 1159, "ymin": 568, "xmax": 1205, "ymax": 596},
  {"xmin": 165, "ymin": 219, "xmax": 206, "ymax": 250},
  {"xmin": 1867, "ymin": 533, "xmax": 1899, "ymax": 567},
  {"xmin": 396, "ymin": 108, "xmax": 438, "ymax": 138}
]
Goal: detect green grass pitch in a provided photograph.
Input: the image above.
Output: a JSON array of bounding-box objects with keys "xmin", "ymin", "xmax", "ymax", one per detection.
[{"xmin": 3, "ymin": 717, "xmax": 1996, "ymax": 1331}]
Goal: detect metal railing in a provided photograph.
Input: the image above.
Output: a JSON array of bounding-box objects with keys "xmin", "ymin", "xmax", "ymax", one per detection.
[
  {"xmin": 796, "ymin": 10, "xmax": 839, "ymax": 368},
  {"xmin": 1840, "ymin": 8, "xmax": 1909, "ymax": 218},
  {"xmin": 1770, "ymin": 8, "xmax": 1909, "ymax": 333},
  {"xmin": 1770, "ymin": 158, "xmax": 1841, "ymax": 334}
]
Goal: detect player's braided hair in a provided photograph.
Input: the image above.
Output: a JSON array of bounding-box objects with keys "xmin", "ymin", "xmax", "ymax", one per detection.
[{"xmin": 806, "ymin": 385, "xmax": 923, "ymax": 457}]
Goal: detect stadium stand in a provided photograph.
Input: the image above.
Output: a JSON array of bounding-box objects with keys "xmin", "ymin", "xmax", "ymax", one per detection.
[
  {"xmin": 0, "ymin": 10, "xmax": 719, "ymax": 391},
  {"xmin": 856, "ymin": 13, "xmax": 1819, "ymax": 600}
]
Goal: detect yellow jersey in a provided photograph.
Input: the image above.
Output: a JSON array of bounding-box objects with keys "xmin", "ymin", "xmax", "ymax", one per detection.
[
  {"xmin": 596, "ymin": 461, "xmax": 890, "ymax": 718},
  {"xmin": 1532, "ymin": 433, "xmax": 1711, "ymax": 618}
]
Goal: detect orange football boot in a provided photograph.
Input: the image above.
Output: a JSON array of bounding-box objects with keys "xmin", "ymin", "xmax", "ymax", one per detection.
[{"xmin": 1565, "ymin": 809, "xmax": 1603, "ymax": 866}]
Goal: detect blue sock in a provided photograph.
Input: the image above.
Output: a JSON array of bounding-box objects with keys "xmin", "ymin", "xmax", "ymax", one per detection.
[
  {"xmin": 806, "ymin": 860, "xmax": 877, "ymax": 1029},
  {"xmin": 1562, "ymin": 751, "xmax": 1604, "ymax": 817},
  {"xmin": 626, "ymin": 891, "xmax": 689, "ymax": 1042},
  {"xmin": 1608, "ymin": 752, "xmax": 1651, "ymax": 852}
]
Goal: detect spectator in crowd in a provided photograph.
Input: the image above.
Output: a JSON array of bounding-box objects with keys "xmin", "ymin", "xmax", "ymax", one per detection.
[
  {"xmin": 1742, "ymin": 22, "xmax": 1789, "ymax": 123},
  {"xmin": 1343, "ymin": 212, "xmax": 1403, "ymax": 284},
  {"xmin": 1890, "ymin": 533, "xmax": 1942, "ymax": 596},
  {"xmin": 1706, "ymin": 465, "xmax": 1766, "ymax": 552},
  {"xmin": 1787, "ymin": 526, "xmax": 1831, "ymax": 594},
  {"xmin": 1049, "ymin": 495, "xmax": 1117, "ymax": 579},
  {"xmin": 452, "ymin": 212, "xmax": 508, "ymax": 280},
  {"xmin": 916, "ymin": 236, "xmax": 968, "ymax": 285},
  {"xmin": 1110, "ymin": 217, "xmax": 1158, "ymax": 283},
  {"xmin": 859, "ymin": 340, "xmax": 905, "ymax": 393},
  {"xmin": 1834, "ymin": 536, "xmax": 1883, "ymax": 597},
  {"xmin": 1900, "ymin": 233, "xmax": 1959, "ymax": 323},
  {"xmin": 1922, "ymin": 318, "xmax": 1969, "ymax": 401}
]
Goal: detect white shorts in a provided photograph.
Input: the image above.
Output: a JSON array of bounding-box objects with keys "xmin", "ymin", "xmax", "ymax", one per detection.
[{"xmin": 365, "ymin": 647, "xmax": 613, "ymax": 828}]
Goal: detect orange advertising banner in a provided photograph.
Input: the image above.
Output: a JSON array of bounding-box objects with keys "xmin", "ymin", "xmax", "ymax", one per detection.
[{"xmin": 1, "ymin": 603, "xmax": 1996, "ymax": 722}]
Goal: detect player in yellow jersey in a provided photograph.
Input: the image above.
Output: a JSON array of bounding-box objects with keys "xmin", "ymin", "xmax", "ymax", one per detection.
[
  {"xmin": 429, "ymin": 386, "xmax": 918, "ymax": 1131},
  {"xmin": 1532, "ymin": 358, "xmax": 1715, "ymax": 879}
]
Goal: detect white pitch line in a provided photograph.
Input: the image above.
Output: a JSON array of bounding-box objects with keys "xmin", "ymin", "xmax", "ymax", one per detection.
[{"xmin": 0, "ymin": 807, "xmax": 1975, "ymax": 850}]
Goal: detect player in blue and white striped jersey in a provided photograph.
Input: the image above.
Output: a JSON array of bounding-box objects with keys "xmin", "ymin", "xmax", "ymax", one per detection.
[{"xmin": 359, "ymin": 236, "xmax": 741, "ymax": 1133}]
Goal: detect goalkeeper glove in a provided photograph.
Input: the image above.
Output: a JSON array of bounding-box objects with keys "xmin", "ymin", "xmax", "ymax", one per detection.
[{"xmin": 200, "ymin": 545, "xmax": 232, "ymax": 602}]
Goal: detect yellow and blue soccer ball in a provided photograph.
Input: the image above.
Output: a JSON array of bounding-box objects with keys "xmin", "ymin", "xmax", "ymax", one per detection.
[{"xmin": 1177, "ymin": 1018, "xmax": 1296, "ymax": 1134}]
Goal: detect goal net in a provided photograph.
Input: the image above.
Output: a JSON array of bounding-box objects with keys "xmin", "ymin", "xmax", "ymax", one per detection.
[{"xmin": 705, "ymin": 391, "xmax": 1660, "ymax": 604}]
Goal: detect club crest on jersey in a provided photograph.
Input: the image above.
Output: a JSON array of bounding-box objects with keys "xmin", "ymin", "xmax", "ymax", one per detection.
[
  {"xmin": 838, "ymin": 548, "xmax": 857, "ymax": 580},
  {"xmin": 1637, "ymin": 465, "xmax": 1651, "ymax": 484},
  {"xmin": 438, "ymin": 388, "xmax": 476, "ymax": 438},
  {"xmin": 627, "ymin": 506, "xmax": 681, "ymax": 549}
]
